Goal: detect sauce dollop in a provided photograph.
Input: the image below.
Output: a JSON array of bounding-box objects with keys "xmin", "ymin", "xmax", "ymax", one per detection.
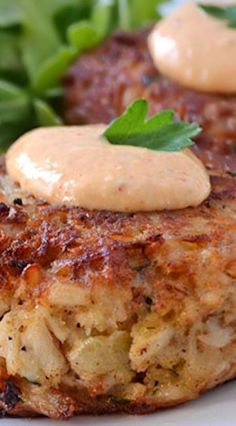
[
  {"xmin": 6, "ymin": 125, "xmax": 211, "ymax": 212},
  {"xmin": 148, "ymin": 2, "xmax": 236, "ymax": 94}
]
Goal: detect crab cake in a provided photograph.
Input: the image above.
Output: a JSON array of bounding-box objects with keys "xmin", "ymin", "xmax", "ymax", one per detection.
[
  {"xmin": 63, "ymin": 29, "xmax": 236, "ymax": 161},
  {"xmin": 0, "ymin": 155, "xmax": 235, "ymax": 419}
]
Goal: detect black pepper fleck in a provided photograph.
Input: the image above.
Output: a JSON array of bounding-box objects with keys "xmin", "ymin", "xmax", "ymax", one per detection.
[
  {"xmin": 0, "ymin": 203, "xmax": 9, "ymax": 214},
  {"xmin": 0, "ymin": 381, "xmax": 20, "ymax": 410},
  {"xmin": 145, "ymin": 296, "xmax": 153, "ymax": 306},
  {"xmin": 10, "ymin": 259, "xmax": 28, "ymax": 272},
  {"xmin": 13, "ymin": 198, "xmax": 23, "ymax": 206}
]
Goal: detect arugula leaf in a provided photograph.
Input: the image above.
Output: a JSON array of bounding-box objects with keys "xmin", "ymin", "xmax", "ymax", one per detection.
[
  {"xmin": 34, "ymin": 20, "xmax": 100, "ymax": 93},
  {"xmin": 117, "ymin": 0, "xmax": 131, "ymax": 30},
  {"xmin": 91, "ymin": 0, "xmax": 116, "ymax": 38},
  {"xmin": 130, "ymin": 0, "xmax": 162, "ymax": 28},
  {"xmin": 54, "ymin": 2, "xmax": 95, "ymax": 40},
  {"xmin": 0, "ymin": 32, "xmax": 24, "ymax": 78},
  {"xmin": 0, "ymin": 80, "xmax": 31, "ymax": 124},
  {"xmin": 34, "ymin": 99, "xmax": 63, "ymax": 126},
  {"xmin": 0, "ymin": 0, "xmax": 22, "ymax": 28},
  {"xmin": 33, "ymin": 46, "xmax": 75, "ymax": 93},
  {"xmin": 199, "ymin": 4, "xmax": 236, "ymax": 28},
  {"xmin": 19, "ymin": 0, "xmax": 62, "ymax": 82},
  {"xmin": 0, "ymin": 0, "xmax": 166, "ymax": 150},
  {"xmin": 103, "ymin": 100, "xmax": 201, "ymax": 152},
  {"xmin": 67, "ymin": 21, "xmax": 99, "ymax": 52}
]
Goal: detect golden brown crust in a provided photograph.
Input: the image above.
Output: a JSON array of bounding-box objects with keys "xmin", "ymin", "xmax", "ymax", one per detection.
[
  {"xmin": 1, "ymin": 370, "xmax": 235, "ymax": 418},
  {"xmin": 0, "ymin": 164, "xmax": 235, "ymax": 299}
]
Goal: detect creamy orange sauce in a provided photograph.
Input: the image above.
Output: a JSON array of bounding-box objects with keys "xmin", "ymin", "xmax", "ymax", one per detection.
[
  {"xmin": 6, "ymin": 126, "xmax": 211, "ymax": 212},
  {"xmin": 148, "ymin": 2, "xmax": 236, "ymax": 93}
]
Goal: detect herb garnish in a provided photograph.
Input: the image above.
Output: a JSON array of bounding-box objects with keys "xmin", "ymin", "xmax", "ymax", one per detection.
[
  {"xmin": 103, "ymin": 99, "xmax": 201, "ymax": 152},
  {"xmin": 199, "ymin": 4, "xmax": 236, "ymax": 28}
]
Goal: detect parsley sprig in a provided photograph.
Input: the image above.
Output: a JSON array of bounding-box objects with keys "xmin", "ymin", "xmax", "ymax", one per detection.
[
  {"xmin": 199, "ymin": 4, "xmax": 236, "ymax": 28},
  {"xmin": 103, "ymin": 99, "xmax": 201, "ymax": 152}
]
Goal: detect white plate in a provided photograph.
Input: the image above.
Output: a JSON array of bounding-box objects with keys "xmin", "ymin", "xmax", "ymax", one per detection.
[{"xmin": 1, "ymin": 380, "xmax": 235, "ymax": 425}]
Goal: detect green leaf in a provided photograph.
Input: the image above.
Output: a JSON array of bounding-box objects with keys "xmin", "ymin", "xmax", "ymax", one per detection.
[
  {"xmin": 67, "ymin": 21, "xmax": 99, "ymax": 52},
  {"xmin": 91, "ymin": 0, "xmax": 115, "ymax": 38},
  {"xmin": 34, "ymin": 98, "xmax": 63, "ymax": 126},
  {"xmin": 21, "ymin": 28, "xmax": 60, "ymax": 84},
  {"xmin": 54, "ymin": 2, "xmax": 94, "ymax": 41},
  {"xmin": 117, "ymin": 0, "xmax": 131, "ymax": 30},
  {"xmin": 129, "ymin": 0, "xmax": 162, "ymax": 28},
  {"xmin": 44, "ymin": 86, "xmax": 64, "ymax": 100},
  {"xmin": 103, "ymin": 99, "xmax": 201, "ymax": 152},
  {"xmin": 19, "ymin": 0, "xmax": 63, "ymax": 81},
  {"xmin": 0, "ymin": 78, "xmax": 34, "ymax": 151},
  {"xmin": 0, "ymin": 32, "xmax": 23, "ymax": 75},
  {"xmin": 0, "ymin": 80, "xmax": 31, "ymax": 124},
  {"xmin": 0, "ymin": 0, "xmax": 23, "ymax": 28},
  {"xmin": 55, "ymin": 5, "xmax": 85, "ymax": 41},
  {"xmin": 33, "ymin": 46, "xmax": 75, "ymax": 93},
  {"xmin": 199, "ymin": 4, "xmax": 236, "ymax": 28}
]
